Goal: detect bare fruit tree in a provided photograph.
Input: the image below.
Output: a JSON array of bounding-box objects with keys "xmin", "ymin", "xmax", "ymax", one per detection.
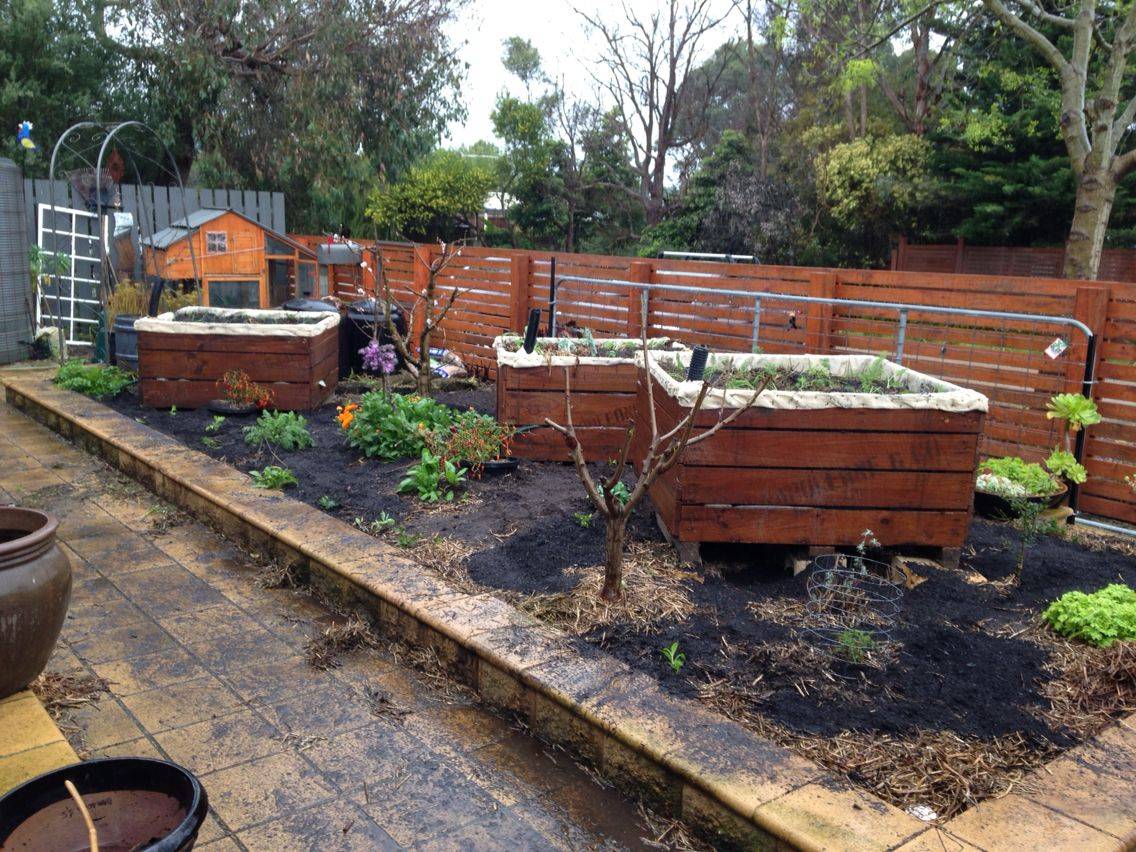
[
  {"xmin": 546, "ymin": 342, "xmax": 768, "ymax": 601},
  {"xmin": 578, "ymin": 0, "xmax": 729, "ymax": 225},
  {"xmin": 377, "ymin": 242, "xmax": 466, "ymax": 396}
]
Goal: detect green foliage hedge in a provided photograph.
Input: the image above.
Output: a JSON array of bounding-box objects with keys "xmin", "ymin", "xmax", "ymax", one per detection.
[{"xmin": 1043, "ymin": 584, "xmax": 1136, "ymax": 647}]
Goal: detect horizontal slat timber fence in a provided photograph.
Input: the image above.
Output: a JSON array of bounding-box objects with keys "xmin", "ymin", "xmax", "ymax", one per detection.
[
  {"xmin": 893, "ymin": 236, "xmax": 1136, "ymax": 283},
  {"xmin": 288, "ymin": 236, "xmax": 1136, "ymax": 526}
]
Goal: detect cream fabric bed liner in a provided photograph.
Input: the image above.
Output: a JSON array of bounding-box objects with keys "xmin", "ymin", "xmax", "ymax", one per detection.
[
  {"xmin": 135, "ymin": 307, "xmax": 339, "ymax": 337},
  {"xmin": 647, "ymin": 351, "xmax": 989, "ymax": 413},
  {"xmin": 494, "ymin": 335, "xmax": 685, "ymax": 368}
]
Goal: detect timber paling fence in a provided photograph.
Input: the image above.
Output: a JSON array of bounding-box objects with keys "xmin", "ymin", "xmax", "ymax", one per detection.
[{"xmin": 294, "ymin": 238, "xmax": 1136, "ymax": 527}]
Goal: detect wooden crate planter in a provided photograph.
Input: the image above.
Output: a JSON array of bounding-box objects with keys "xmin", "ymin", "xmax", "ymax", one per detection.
[
  {"xmin": 135, "ymin": 307, "xmax": 339, "ymax": 411},
  {"xmin": 634, "ymin": 352, "xmax": 988, "ymax": 564},
  {"xmin": 495, "ymin": 336, "xmax": 686, "ymax": 462}
]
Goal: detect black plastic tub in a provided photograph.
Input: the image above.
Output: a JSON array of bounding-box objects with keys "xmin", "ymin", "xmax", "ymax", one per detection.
[
  {"xmin": 112, "ymin": 314, "xmax": 139, "ymax": 372},
  {"xmin": 464, "ymin": 456, "xmax": 520, "ymax": 476},
  {"xmin": 0, "ymin": 757, "xmax": 208, "ymax": 851},
  {"xmin": 974, "ymin": 482, "xmax": 1068, "ymax": 520}
]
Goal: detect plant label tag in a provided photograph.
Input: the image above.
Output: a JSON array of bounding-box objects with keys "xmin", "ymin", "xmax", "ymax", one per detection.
[{"xmin": 1045, "ymin": 337, "xmax": 1069, "ymax": 360}]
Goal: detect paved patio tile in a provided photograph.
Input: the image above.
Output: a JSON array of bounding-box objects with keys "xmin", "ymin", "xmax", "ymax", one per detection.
[
  {"xmin": 202, "ymin": 751, "xmax": 338, "ymax": 833},
  {"xmin": 238, "ymin": 799, "xmax": 400, "ymax": 851},
  {"xmin": 119, "ymin": 674, "xmax": 243, "ymax": 733},
  {"xmin": 0, "ymin": 391, "xmax": 662, "ymax": 850}
]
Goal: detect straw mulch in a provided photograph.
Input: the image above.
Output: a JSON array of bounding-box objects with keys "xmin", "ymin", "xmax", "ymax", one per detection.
[
  {"xmin": 517, "ymin": 542, "xmax": 699, "ymax": 636},
  {"xmin": 1041, "ymin": 637, "xmax": 1136, "ymax": 737},
  {"xmin": 697, "ymin": 674, "xmax": 1054, "ymax": 820},
  {"xmin": 30, "ymin": 672, "xmax": 110, "ymax": 720},
  {"xmin": 305, "ymin": 613, "xmax": 377, "ymax": 670},
  {"xmin": 409, "ymin": 536, "xmax": 478, "ymax": 593}
]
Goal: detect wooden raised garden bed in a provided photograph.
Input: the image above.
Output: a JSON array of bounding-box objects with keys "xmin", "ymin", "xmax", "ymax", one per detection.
[
  {"xmin": 495, "ymin": 335, "xmax": 686, "ymax": 462},
  {"xmin": 135, "ymin": 307, "xmax": 339, "ymax": 411},
  {"xmin": 634, "ymin": 351, "xmax": 988, "ymax": 565}
]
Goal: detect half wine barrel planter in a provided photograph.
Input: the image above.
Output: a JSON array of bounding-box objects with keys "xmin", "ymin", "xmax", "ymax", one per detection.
[
  {"xmin": 136, "ymin": 307, "xmax": 339, "ymax": 411},
  {"xmin": 495, "ymin": 335, "xmax": 686, "ymax": 462},
  {"xmin": 634, "ymin": 352, "xmax": 988, "ymax": 565},
  {"xmin": 0, "ymin": 508, "xmax": 71, "ymax": 700}
]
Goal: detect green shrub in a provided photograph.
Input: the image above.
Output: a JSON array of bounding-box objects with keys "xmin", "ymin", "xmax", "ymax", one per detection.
[
  {"xmin": 54, "ymin": 360, "xmax": 133, "ymax": 399},
  {"xmin": 243, "ymin": 411, "xmax": 313, "ymax": 451},
  {"xmin": 344, "ymin": 392, "xmax": 454, "ymax": 460},
  {"xmin": 977, "ymin": 456, "xmax": 1060, "ymax": 496},
  {"xmin": 1043, "ymin": 584, "xmax": 1136, "ymax": 647}
]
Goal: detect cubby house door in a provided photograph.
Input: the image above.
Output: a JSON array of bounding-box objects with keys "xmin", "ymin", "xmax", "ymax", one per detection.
[{"xmin": 203, "ymin": 277, "xmax": 264, "ymax": 309}]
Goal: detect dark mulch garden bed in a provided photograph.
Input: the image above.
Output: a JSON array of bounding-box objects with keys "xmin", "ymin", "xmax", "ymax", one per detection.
[{"xmin": 104, "ymin": 381, "xmax": 1136, "ymax": 819}]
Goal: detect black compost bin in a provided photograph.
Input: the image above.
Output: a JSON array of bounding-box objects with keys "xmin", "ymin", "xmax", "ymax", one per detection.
[
  {"xmin": 280, "ymin": 297, "xmax": 348, "ymax": 379},
  {"xmin": 346, "ymin": 298, "xmax": 406, "ymax": 376}
]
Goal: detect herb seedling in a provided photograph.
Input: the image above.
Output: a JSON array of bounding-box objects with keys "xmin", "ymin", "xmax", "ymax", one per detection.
[
  {"xmin": 249, "ymin": 466, "xmax": 298, "ymax": 489},
  {"xmin": 660, "ymin": 641, "xmax": 686, "ymax": 673},
  {"xmin": 835, "ymin": 629, "xmax": 876, "ymax": 663},
  {"xmin": 200, "ymin": 436, "xmax": 221, "ymax": 450},
  {"xmin": 396, "ymin": 530, "xmax": 419, "ymax": 548},
  {"xmin": 573, "ymin": 511, "xmax": 594, "ymax": 528},
  {"xmin": 205, "ymin": 415, "xmax": 226, "ymax": 435},
  {"xmin": 168, "ymin": 405, "xmax": 178, "ymax": 416},
  {"xmin": 318, "ymin": 495, "xmax": 340, "ymax": 511},
  {"xmin": 610, "ymin": 481, "xmax": 631, "ymax": 506}
]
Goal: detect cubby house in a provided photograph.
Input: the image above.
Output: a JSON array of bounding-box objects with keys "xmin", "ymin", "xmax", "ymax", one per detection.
[{"xmin": 141, "ymin": 208, "xmax": 318, "ymax": 309}]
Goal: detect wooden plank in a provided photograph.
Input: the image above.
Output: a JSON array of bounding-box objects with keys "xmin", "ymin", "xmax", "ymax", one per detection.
[
  {"xmin": 502, "ymin": 363, "xmax": 639, "ymax": 393},
  {"xmin": 679, "ymin": 429, "xmax": 980, "ymax": 471},
  {"xmin": 511, "ymin": 426, "xmax": 627, "ymax": 462},
  {"xmin": 680, "ymin": 468, "xmax": 974, "ymax": 510},
  {"xmin": 139, "ymin": 349, "xmax": 314, "ymax": 383},
  {"xmin": 138, "ymin": 330, "xmax": 312, "ymax": 355},
  {"xmin": 675, "ymin": 506, "xmax": 971, "ymax": 547},
  {"xmin": 499, "ymin": 391, "xmax": 638, "ymax": 427},
  {"xmin": 140, "ymin": 378, "xmax": 315, "ymax": 410}
]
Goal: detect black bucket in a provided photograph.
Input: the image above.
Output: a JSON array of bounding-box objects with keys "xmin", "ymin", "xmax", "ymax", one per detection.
[
  {"xmin": 0, "ymin": 757, "xmax": 208, "ymax": 851},
  {"xmin": 112, "ymin": 315, "xmax": 139, "ymax": 373},
  {"xmin": 346, "ymin": 299, "xmax": 406, "ymax": 377}
]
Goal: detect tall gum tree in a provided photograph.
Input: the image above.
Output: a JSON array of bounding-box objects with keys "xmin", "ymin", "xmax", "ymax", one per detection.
[{"xmin": 982, "ymin": 0, "xmax": 1136, "ymax": 278}]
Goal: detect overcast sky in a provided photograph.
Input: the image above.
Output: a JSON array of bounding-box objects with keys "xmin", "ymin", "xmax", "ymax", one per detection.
[{"xmin": 443, "ymin": 0, "xmax": 739, "ymax": 149}]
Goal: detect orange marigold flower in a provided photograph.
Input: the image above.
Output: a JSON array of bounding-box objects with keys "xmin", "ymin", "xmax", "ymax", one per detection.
[{"xmin": 336, "ymin": 403, "xmax": 359, "ymax": 430}]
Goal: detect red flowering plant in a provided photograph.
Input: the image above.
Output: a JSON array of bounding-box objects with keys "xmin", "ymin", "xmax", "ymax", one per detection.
[
  {"xmin": 428, "ymin": 409, "xmax": 514, "ymax": 478},
  {"xmin": 216, "ymin": 370, "xmax": 274, "ymax": 410}
]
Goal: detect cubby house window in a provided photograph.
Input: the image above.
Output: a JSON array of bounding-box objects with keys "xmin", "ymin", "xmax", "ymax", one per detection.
[{"xmin": 205, "ymin": 231, "xmax": 227, "ymax": 254}]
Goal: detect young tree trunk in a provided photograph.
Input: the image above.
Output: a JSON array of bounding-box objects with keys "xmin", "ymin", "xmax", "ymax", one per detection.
[
  {"xmin": 1063, "ymin": 167, "xmax": 1117, "ymax": 279},
  {"xmin": 601, "ymin": 513, "xmax": 628, "ymax": 601}
]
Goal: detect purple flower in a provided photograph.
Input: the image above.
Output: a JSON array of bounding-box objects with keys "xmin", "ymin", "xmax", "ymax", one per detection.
[{"xmin": 360, "ymin": 340, "xmax": 397, "ymax": 375}]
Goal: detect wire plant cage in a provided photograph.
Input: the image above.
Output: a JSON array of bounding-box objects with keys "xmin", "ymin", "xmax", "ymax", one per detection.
[{"xmin": 802, "ymin": 553, "xmax": 903, "ymax": 664}]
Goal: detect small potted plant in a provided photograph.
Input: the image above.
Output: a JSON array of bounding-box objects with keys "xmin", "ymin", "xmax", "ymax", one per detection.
[
  {"xmin": 974, "ymin": 456, "xmax": 1066, "ymax": 519},
  {"xmin": 209, "ymin": 370, "xmax": 274, "ymax": 416},
  {"xmin": 434, "ymin": 410, "xmax": 517, "ymax": 477}
]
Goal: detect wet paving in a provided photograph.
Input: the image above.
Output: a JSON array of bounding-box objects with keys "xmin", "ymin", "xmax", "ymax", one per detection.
[{"xmin": 0, "ymin": 395, "xmax": 666, "ymax": 850}]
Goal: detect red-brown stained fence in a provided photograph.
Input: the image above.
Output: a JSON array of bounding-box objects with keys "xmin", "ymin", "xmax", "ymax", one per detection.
[
  {"xmin": 893, "ymin": 236, "xmax": 1136, "ymax": 283},
  {"xmin": 292, "ymin": 236, "xmax": 1136, "ymax": 526}
]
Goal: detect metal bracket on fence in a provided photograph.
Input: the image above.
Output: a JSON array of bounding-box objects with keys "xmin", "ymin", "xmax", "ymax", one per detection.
[
  {"xmin": 751, "ymin": 297, "xmax": 761, "ymax": 352},
  {"xmin": 895, "ymin": 309, "xmax": 908, "ymax": 364}
]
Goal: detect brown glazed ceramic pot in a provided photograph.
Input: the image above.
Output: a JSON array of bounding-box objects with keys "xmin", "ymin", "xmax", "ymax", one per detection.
[{"xmin": 0, "ymin": 508, "xmax": 71, "ymax": 699}]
